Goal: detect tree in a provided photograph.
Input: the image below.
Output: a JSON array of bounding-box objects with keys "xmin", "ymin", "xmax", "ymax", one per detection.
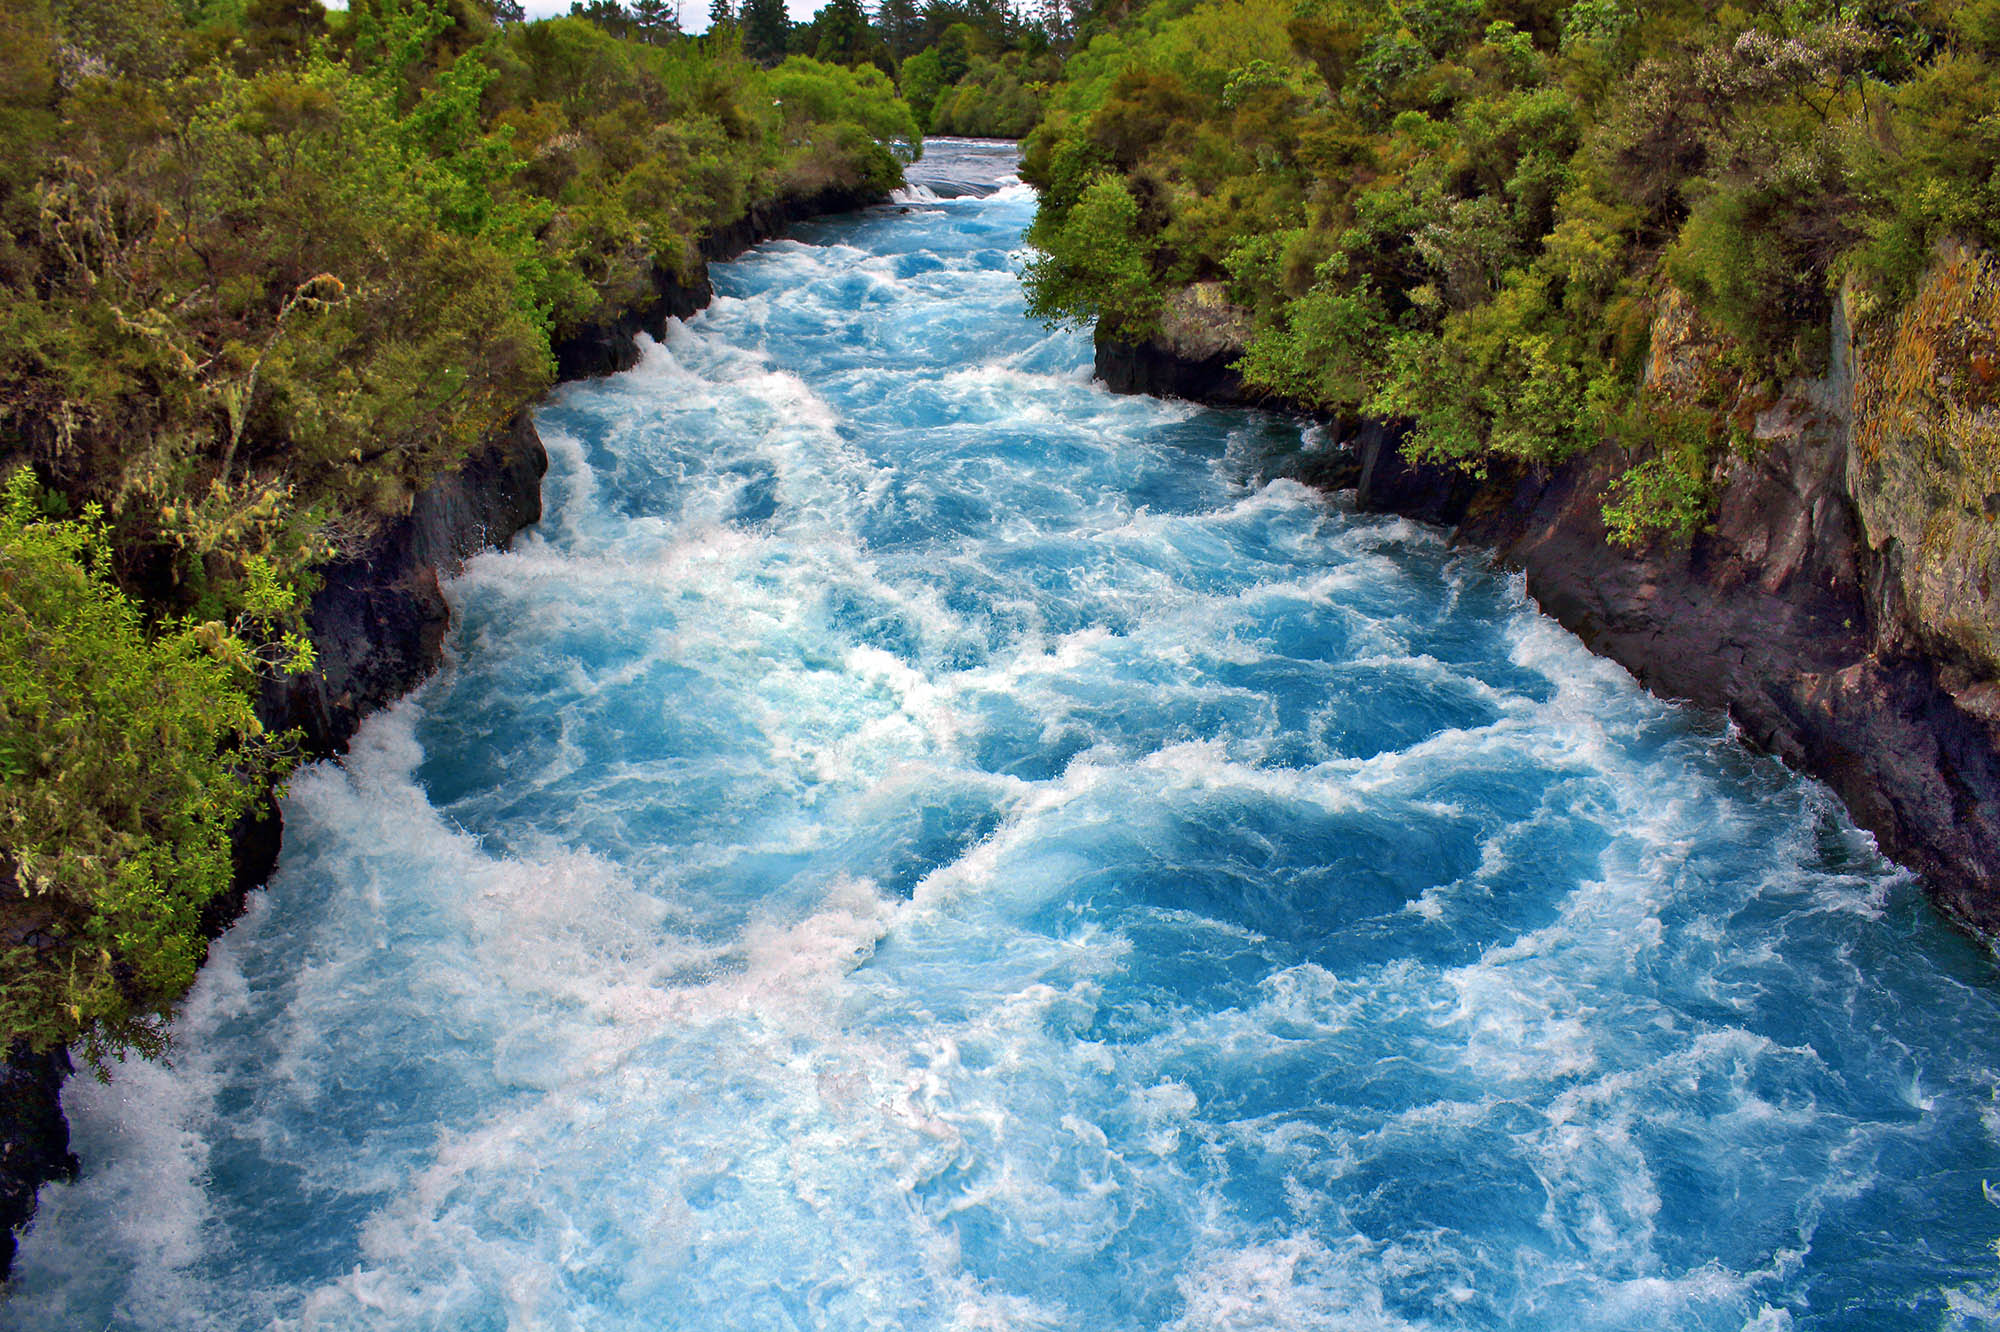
[
  {"xmin": 1035, "ymin": 0, "xmax": 1069, "ymax": 46},
  {"xmin": 741, "ymin": 0, "xmax": 786, "ymax": 62},
  {"xmin": 876, "ymin": 0, "xmax": 920, "ymax": 59},
  {"xmin": 634, "ymin": 0, "xmax": 680, "ymax": 42},
  {"xmin": 0, "ymin": 470, "xmax": 289, "ymax": 1061},
  {"xmin": 936, "ymin": 19, "xmax": 978, "ymax": 82},
  {"xmin": 899, "ymin": 44, "xmax": 945, "ymax": 126},
  {"xmin": 242, "ymin": 0, "xmax": 330, "ymax": 65},
  {"xmin": 813, "ymin": 0, "xmax": 868, "ymax": 64},
  {"xmin": 569, "ymin": 0, "xmax": 635, "ymax": 38},
  {"xmin": 708, "ymin": 0, "xmax": 734, "ymax": 30}
]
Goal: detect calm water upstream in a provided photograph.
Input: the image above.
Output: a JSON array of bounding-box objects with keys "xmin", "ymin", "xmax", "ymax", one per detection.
[{"xmin": 10, "ymin": 141, "xmax": 2000, "ymax": 1331}]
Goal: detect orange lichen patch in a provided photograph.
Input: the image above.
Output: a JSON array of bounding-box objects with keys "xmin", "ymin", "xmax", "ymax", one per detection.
[
  {"xmin": 1645, "ymin": 286, "xmax": 1733, "ymax": 408},
  {"xmin": 1855, "ymin": 243, "xmax": 2000, "ymax": 466},
  {"xmin": 1633, "ymin": 284, "xmax": 1788, "ymax": 502},
  {"xmin": 1157, "ymin": 282, "xmax": 1254, "ymax": 361},
  {"xmin": 1849, "ymin": 242, "xmax": 2000, "ymax": 680},
  {"xmin": 1643, "ymin": 284, "xmax": 1774, "ymax": 429}
]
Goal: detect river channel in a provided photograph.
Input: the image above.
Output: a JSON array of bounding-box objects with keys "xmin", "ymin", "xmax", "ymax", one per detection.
[{"xmin": 9, "ymin": 140, "xmax": 2000, "ymax": 1332}]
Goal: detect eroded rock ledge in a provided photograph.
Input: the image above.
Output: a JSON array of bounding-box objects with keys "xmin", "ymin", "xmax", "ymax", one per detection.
[{"xmin": 1096, "ymin": 279, "xmax": 2000, "ymax": 940}]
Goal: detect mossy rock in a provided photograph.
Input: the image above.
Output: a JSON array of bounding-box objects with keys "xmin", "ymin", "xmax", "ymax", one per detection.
[{"xmin": 1849, "ymin": 241, "xmax": 2000, "ymax": 679}]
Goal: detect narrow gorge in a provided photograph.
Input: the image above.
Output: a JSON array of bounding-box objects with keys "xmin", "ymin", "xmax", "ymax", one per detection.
[{"xmin": 7, "ymin": 141, "xmax": 1999, "ymax": 1332}]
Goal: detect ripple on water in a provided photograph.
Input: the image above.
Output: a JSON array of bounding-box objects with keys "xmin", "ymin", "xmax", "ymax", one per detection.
[{"xmin": 9, "ymin": 138, "xmax": 2000, "ymax": 1332}]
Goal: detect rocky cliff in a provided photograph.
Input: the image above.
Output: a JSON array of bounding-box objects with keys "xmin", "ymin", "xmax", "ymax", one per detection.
[
  {"xmin": 1099, "ymin": 270, "xmax": 2000, "ymax": 937},
  {"xmin": 551, "ymin": 184, "xmax": 887, "ymax": 381},
  {"xmin": 1093, "ymin": 283, "xmax": 1260, "ymax": 407},
  {"xmin": 0, "ymin": 184, "xmax": 890, "ymax": 1278}
]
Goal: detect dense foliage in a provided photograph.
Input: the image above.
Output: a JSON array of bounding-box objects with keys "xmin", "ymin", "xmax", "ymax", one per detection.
[
  {"xmin": 0, "ymin": 0, "xmax": 913, "ymax": 1059},
  {"xmin": 708, "ymin": 0, "xmax": 1072, "ymax": 138},
  {"xmin": 1020, "ymin": 0, "xmax": 2000, "ymax": 542},
  {"xmin": 0, "ymin": 469, "xmax": 290, "ymax": 1062},
  {"xmin": 894, "ymin": 14, "xmax": 1062, "ymax": 136}
]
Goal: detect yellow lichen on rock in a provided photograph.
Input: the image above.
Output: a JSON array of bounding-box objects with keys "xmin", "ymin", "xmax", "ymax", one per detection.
[
  {"xmin": 1156, "ymin": 283, "xmax": 1254, "ymax": 364},
  {"xmin": 1849, "ymin": 241, "xmax": 2000, "ymax": 678},
  {"xmin": 1645, "ymin": 286, "xmax": 1736, "ymax": 408}
]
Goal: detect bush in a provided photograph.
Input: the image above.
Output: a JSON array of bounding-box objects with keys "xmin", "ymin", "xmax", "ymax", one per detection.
[
  {"xmin": 1236, "ymin": 278, "xmax": 1390, "ymax": 411},
  {"xmin": 1023, "ymin": 0, "xmax": 2000, "ymax": 498},
  {"xmin": 1602, "ymin": 453, "xmax": 1712, "ymax": 549},
  {"xmin": 1600, "ymin": 407, "xmax": 1721, "ymax": 549},
  {"xmin": 768, "ymin": 55, "xmax": 920, "ymax": 156},
  {"xmin": 1023, "ymin": 173, "xmax": 1161, "ymax": 334},
  {"xmin": 0, "ymin": 0, "xmax": 918, "ymax": 1062},
  {"xmin": 0, "ymin": 470, "xmax": 288, "ymax": 1062}
]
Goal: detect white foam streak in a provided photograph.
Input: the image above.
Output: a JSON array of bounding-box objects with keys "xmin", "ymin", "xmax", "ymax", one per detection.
[{"xmin": 10, "ymin": 138, "xmax": 1993, "ymax": 1332}]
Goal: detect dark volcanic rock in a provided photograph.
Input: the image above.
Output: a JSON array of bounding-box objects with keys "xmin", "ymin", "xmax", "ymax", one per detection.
[
  {"xmin": 1095, "ymin": 327, "xmax": 1256, "ymax": 406},
  {"xmin": 205, "ymin": 792, "xmax": 285, "ymax": 942},
  {"xmin": 0, "ymin": 1046, "xmax": 73, "ymax": 1277},
  {"xmin": 261, "ymin": 408, "xmax": 548, "ymax": 758},
  {"xmin": 1094, "ymin": 284, "xmax": 1264, "ymax": 406},
  {"xmin": 552, "ymin": 265, "xmax": 713, "ymax": 381},
  {"xmin": 699, "ymin": 184, "xmax": 885, "ymax": 267},
  {"xmin": 1462, "ymin": 433, "xmax": 2000, "ymax": 933},
  {"xmin": 1353, "ymin": 420, "xmax": 1476, "ymax": 525},
  {"xmin": 551, "ymin": 185, "xmax": 884, "ymax": 382}
]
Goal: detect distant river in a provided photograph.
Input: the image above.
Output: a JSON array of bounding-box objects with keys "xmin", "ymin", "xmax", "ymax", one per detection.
[{"xmin": 10, "ymin": 140, "xmax": 2000, "ymax": 1331}]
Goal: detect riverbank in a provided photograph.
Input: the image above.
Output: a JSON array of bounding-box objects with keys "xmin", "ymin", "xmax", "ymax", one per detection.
[
  {"xmin": 15, "ymin": 155, "xmax": 1996, "ymax": 1323},
  {"xmin": 1097, "ymin": 327, "xmax": 2000, "ymax": 943},
  {"xmin": 0, "ymin": 182, "xmax": 889, "ymax": 1277}
]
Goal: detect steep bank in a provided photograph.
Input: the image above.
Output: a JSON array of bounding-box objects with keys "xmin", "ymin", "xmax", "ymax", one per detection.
[
  {"xmin": 280, "ymin": 183, "xmax": 885, "ymax": 761},
  {"xmin": 1096, "ymin": 316, "xmax": 2000, "ymax": 940},
  {"xmin": 0, "ymin": 185, "xmax": 888, "ymax": 1276},
  {"xmin": 20, "ymin": 163, "xmax": 2000, "ymax": 1325},
  {"xmin": 550, "ymin": 185, "xmax": 888, "ymax": 383}
]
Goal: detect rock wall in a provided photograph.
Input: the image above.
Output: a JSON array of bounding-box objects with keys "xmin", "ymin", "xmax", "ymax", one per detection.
[
  {"xmin": 1094, "ymin": 283, "xmax": 1260, "ymax": 407},
  {"xmin": 1458, "ymin": 421, "xmax": 2000, "ymax": 938},
  {"xmin": 1095, "ymin": 289, "xmax": 2000, "ymax": 937},
  {"xmin": 0, "ymin": 1049, "xmax": 71, "ymax": 1277},
  {"xmin": 261, "ymin": 409, "xmax": 549, "ymax": 758},
  {"xmin": 1846, "ymin": 243, "xmax": 2000, "ymax": 689},
  {"xmin": 551, "ymin": 184, "xmax": 887, "ymax": 381},
  {"xmin": 284, "ymin": 183, "xmax": 887, "ymax": 762},
  {"xmin": 0, "ymin": 183, "xmax": 890, "ymax": 1279}
]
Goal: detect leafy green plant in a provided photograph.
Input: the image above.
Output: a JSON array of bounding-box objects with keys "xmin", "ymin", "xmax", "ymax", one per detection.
[
  {"xmin": 1023, "ymin": 0, "xmax": 2000, "ymax": 505},
  {"xmin": 1602, "ymin": 452, "xmax": 1712, "ymax": 549},
  {"xmin": 1236, "ymin": 277, "xmax": 1390, "ymax": 411},
  {"xmin": 0, "ymin": 0, "xmax": 919, "ymax": 1065},
  {"xmin": 0, "ymin": 468, "xmax": 292, "ymax": 1062},
  {"xmin": 1599, "ymin": 403, "xmax": 1725, "ymax": 549},
  {"xmin": 1023, "ymin": 173, "xmax": 1161, "ymax": 334}
]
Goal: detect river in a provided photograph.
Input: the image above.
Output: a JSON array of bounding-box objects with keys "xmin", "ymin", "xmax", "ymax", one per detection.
[{"xmin": 8, "ymin": 140, "xmax": 2000, "ymax": 1331}]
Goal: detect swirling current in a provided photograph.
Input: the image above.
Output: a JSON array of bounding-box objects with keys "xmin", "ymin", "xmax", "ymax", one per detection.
[{"xmin": 9, "ymin": 141, "xmax": 2000, "ymax": 1331}]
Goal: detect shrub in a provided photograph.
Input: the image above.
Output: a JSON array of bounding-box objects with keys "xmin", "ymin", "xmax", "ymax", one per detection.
[
  {"xmin": 1236, "ymin": 279, "xmax": 1390, "ymax": 411},
  {"xmin": 0, "ymin": 469, "xmax": 290, "ymax": 1062},
  {"xmin": 1023, "ymin": 173, "xmax": 1161, "ymax": 334},
  {"xmin": 1602, "ymin": 453, "xmax": 1712, "ymax": 549},
  {"xmin": 1600, "ymin": 408, "xmax": 1720, "ymax": 549}
]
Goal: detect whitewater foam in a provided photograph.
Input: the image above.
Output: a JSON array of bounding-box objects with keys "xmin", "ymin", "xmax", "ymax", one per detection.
[{"xmin": 10, "ymin": 135, "xmax": 2000, "ymax": 1332}]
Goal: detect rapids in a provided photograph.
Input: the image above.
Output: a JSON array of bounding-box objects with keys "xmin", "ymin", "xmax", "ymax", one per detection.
[{"xmin": 9, "ymin": 141, "xmax": 2000, "ymax": 1331}]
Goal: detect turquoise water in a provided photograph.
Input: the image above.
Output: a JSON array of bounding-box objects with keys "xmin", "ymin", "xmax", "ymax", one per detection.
[{"xmin": 10, "ymin": 141, "xmax": 2000, "ymax": 1331}]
